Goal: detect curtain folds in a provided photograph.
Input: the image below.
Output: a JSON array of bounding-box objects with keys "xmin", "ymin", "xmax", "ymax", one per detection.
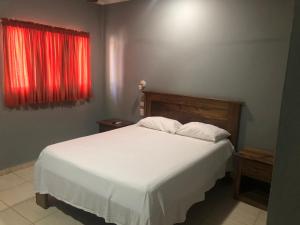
[{"xmin": 2, "ymin": 18, "xmax": 91, "ymax": 107}]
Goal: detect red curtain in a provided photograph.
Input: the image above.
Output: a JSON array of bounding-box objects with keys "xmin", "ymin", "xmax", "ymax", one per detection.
[{"xmin": 2, "ymin": 19, "xmax": 91, "ymax": 107}]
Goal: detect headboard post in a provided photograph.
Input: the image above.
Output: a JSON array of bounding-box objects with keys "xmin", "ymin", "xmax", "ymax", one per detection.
[{"xmin": 144, "ymin": 91, "xmax": 242, "ymax": 147}]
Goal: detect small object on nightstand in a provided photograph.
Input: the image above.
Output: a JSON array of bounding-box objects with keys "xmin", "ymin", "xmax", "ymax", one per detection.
[
  {"xmin": 234, "ymin": 147, "xmax": 274, "ymax": 210},
  {"xmin": 97, "ymin": 119, "xmax": 135, "ymax": 133}
]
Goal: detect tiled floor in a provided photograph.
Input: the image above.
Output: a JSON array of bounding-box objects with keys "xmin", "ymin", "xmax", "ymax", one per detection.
[{"xmin": 0, "ymin": 166, "xmax": 267, "ymax": 225}]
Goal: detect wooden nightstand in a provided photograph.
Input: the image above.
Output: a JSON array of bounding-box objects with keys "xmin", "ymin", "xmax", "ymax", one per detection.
[
  {"xmin": 234, "ymin": 148, "xmax": 274, "ymax": 210},
  {"xmin": 97, "ymin": 119, "xmax": 134, "ymax": 133}
]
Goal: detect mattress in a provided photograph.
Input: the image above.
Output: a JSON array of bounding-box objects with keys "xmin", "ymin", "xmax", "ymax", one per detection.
[{"xmin": 34, "ymin": 125, "xmax": 234, "ymax": 225}]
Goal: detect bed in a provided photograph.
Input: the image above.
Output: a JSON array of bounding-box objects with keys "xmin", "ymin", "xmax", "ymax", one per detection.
[{"xmin": 34, "ymin": 91, "xmax": 242, "ymax": 225}]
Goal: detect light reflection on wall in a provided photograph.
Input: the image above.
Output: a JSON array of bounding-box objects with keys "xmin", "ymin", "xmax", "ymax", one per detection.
[
  {"xmin": 168, "ymin": 1, "xmax": 199, "ymax": 27},
  {"xmin": 161, "ymin": 0, "xmax": 208, "ymax": 38},
  {"xmin": 106, "ymin": 31, "xmax": 125, "ymax": 105}
]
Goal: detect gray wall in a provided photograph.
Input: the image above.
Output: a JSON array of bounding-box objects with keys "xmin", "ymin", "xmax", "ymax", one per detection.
[
  {"xmin": 268, "ymin": 2, "xmax": 300, "ymax": 224},
  {"xmin": 0, "ymin": 0, "xmax": 106, "ymax": 170},
  {"xmin": 104, "ymin": 0, "xmax": 294, "ymax": 150}
]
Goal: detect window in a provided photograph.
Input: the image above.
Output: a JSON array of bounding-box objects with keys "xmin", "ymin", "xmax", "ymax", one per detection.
[{"xmin": 1, "ymin": 18, "xmax": 91, "ymax": 107}]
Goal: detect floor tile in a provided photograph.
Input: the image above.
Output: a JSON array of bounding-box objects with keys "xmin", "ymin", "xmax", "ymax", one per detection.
[
  {"xmin": 198, "ymin": 201, "xmax": 260, "ymax": 225},
  {"xmin": 0, "ymin": 208, "xmax": 31, "ymax": 225},
  {"xmin": 255, "ymin": 211, "xmax": 267, "ymax": 225},
  {"xmin": 0, "ymin": 182, "xmax": 35, "ymax": 206},
  {"xmin": 35, "ymin": 210, "xmax": 83, "ymax": 225},
  {"xmin": 13, "ymin": 197, "xmax": 58, "ymax": 223},
  {"xmin": 205, "ymin": 216, "xmax": 249, "ymax": 225},
  {"xmin": 14, "ymin": 167, "xmax": 34, "ymax": 182},
  {"xmin": 0, "ymin": 173, "xmax": 25, "ymax": 191},
  {"xmin": 0, "ymin": 201, "xmax": 7, "ymax": 212},
  {"xmin": 226, "ymin": 202, "xmax": 260, "ymax": 225}
]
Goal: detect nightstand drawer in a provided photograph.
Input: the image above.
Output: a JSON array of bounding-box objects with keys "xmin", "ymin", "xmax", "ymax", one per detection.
[{"xmin": 241, "ymin": 159, "xmax": 272, "ymax": 182}]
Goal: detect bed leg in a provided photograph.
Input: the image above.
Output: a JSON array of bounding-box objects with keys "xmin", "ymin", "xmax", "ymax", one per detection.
[{"xmin": 36, "ymin": 193, "xmax": 49, "ymax": 209}]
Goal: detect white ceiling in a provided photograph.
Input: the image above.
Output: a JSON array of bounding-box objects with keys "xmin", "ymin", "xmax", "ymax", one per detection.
[{"xmin": 96, "ymin": 0, "xmax": 130, "ymax": 5}]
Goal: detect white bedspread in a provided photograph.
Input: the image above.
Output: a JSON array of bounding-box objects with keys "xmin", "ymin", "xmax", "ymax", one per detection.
[{"xmin": 35, "ymin": 125, "xmax": 234, "ymax": 225}]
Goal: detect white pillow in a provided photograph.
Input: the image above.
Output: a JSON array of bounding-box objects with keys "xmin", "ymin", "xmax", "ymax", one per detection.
[
  {"xmin": 176, "ymin": 122, "xmax": 230, "ymax": 142},
  {"xmin": 137, "ymin": 117, "xmax": 182, "ymax": 134}
]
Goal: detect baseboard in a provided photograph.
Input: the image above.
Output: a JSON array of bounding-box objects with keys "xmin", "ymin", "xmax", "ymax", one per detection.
[{"xmin": 0, "ymin": 161, "xmax": 35, "ymax": 176}]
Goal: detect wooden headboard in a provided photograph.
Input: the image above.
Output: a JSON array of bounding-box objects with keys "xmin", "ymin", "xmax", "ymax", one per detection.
[{"xmin": 144, "ymin": 91, "xmax": 242, "ymax": 147}]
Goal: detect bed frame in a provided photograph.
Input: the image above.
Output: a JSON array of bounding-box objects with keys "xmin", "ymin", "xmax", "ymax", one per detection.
[{"xmin": 36, "ymin": 91, "xmax": 242, "ymax": 209}]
